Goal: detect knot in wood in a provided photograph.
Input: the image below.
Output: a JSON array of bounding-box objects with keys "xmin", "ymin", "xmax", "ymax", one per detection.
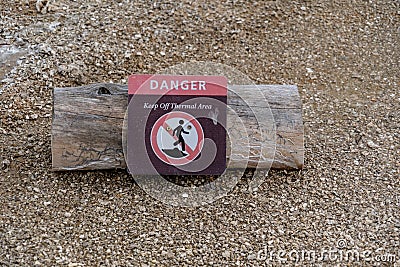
[{"xmin": 97, "ymin": 87, "xmax": 111, "ymax": 95}]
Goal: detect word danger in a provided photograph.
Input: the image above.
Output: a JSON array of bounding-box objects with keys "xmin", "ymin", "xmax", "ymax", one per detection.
[{"xmin": 150, "ymin": 80, "xmax": 207, "ymax": 91}]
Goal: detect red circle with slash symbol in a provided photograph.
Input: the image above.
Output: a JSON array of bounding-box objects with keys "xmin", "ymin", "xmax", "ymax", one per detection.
[{"xmin": 150, "ymin": 111, "xmax": 204, "ymax": 166}]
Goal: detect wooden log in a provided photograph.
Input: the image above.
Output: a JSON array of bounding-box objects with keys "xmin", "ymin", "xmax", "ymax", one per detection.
[{"xmin": 52, "ymin": 83, "xmax": 303, "ymax": 171}]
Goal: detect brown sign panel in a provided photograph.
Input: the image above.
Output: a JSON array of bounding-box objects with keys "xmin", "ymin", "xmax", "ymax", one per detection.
[{"xmin": 127, "ymin": 75, "xmax": 227, "ymax": 175}]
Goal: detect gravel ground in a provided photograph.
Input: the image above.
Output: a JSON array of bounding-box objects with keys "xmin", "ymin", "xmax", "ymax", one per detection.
[{"xmin": 1, "ymin": 0, "xmax": 399, "ymax": 266}]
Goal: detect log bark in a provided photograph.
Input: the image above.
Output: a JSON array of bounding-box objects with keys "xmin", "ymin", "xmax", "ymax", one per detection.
[{"xmin": 52, "ymin": 83, "xmax": 303, "ymax": 171}]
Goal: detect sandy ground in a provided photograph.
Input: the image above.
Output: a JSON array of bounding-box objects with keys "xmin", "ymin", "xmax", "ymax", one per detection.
[{"xmin": 0, "ymin": 0, "xmax": 399, "ymax": 266}]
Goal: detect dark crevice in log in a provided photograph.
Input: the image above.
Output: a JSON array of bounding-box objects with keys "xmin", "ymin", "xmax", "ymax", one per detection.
[
  {"xmin": 55, "ymin": 110, "xmax": 126, "ymax": 120},
  {"xmin": 97, "ymin": 87, "xmax": 112, "ymax": 95}
]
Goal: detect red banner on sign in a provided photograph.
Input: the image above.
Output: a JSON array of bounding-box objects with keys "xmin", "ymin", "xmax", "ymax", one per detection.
[{"xmin": 128, "ymin": 74, "xmax": 227, "ymax": 96}]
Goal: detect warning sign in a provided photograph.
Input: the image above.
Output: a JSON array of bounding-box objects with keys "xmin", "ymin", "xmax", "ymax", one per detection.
[{"xmin": 127, "ymin": 74, "xmax": 227, "ymax": 175}]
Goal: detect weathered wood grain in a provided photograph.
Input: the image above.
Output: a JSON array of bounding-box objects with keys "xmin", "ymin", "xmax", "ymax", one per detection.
[{"xmin": 52, "ymin": 83, "xmax": 304, "ymax": 171}]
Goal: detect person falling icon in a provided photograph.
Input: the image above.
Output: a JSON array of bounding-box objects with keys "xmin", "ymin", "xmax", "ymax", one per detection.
[{"xmin": 173, "ymin": 120, "xmax": 190, "ymax": 152}]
